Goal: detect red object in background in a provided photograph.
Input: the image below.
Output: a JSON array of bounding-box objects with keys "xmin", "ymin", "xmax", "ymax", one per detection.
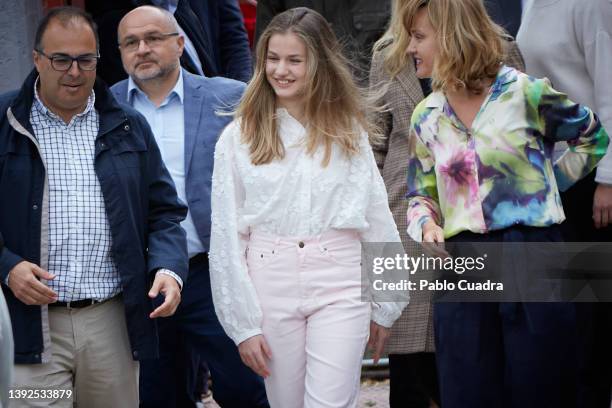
[
  {"xmin": 42, "ymin": 0, "xmax": 66, "ymax": 8},
  {"xmin": 43, "ymin": 0, "xmax": 85, "ymax": 12},
  {"xmin": 240, "ymin": 3, "xmax": 256, "ymax": 49},
  {"xmin": 43, "ymin": 0, "xmax": 65, "ymax": 8}
]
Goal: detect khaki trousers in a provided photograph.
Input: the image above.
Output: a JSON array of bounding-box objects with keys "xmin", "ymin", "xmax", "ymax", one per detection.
[{"xmin": 10, "ymin": 296, "xmax": 139, "ymax": 408}]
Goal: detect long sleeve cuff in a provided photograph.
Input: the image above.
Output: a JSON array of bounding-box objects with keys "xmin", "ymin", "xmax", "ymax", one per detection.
[
  {"xmin": 371, "ymin": 300, "xmax": 407, "ymax": 328},
  {"xmin": 233, "ymin": 327, "xmax": 264, "ymax": 346},
  {"xmin": 0, "ymin": 247, "xmax": 23, "ymax": 286},
  {"xmin": 155, "ymin": 269, "xmax": 183, "ymax": 290},
  {"xmin": 407, "ymin": 215, "xmax": 432, "ymax": 242}
]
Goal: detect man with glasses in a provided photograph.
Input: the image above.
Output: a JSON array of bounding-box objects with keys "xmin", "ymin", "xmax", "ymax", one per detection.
[
  {"xmin": 111, "ymin": 6, "xmax": 269, "ymax": 408},
  {"xmin": 0, "ymin": 7, "xmax": 188, "ymax": 407},
  {"xmin": 86, "ymin": 0, "xmax": 253, "ymax": 86}
]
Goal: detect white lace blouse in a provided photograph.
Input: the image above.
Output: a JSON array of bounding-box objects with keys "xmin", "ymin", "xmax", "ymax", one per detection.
[{"xmin": 209, "ymin": 109, "xmax": 406, "ymax": 345}]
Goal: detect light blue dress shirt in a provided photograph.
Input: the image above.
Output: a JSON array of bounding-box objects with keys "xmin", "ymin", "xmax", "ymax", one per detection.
[{"xmin": 128, "ymin": 71, "xmax": 205, "ymax": 258}]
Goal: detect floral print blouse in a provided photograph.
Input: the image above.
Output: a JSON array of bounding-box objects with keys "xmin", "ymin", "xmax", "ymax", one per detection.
[{"xmin": 406, "ymin": 66, "xmax": 609, "ymax": 241}]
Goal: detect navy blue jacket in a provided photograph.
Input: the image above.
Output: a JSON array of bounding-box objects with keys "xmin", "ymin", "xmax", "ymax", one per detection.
[
  {"xmin": 485, "ymin": 0, "xmax": 523, "ymax": 38},
  {"xmin": 0, "ymin": 70, "xmax": 188, "ymax": 364},
  {"xmin": 176, "ymin": 0, "xmax": 253, "ymax": 83},
  {"xmin": 111, "ymin": 69, "xmax": 246, "ymax": 251}
]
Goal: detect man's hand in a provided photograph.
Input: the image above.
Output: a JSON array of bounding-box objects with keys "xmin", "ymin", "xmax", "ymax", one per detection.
[
  {"xmin": 368, "ymin": 321, "xmax": 391, "ymax": 364},
  {"xmin": 238, "ymin": 334, "xmax": 272, "ymax": 378},
  {"xmin": 593, "ymin": 184, "xmax": 612, "ymax": 229},
  {"xmin": 7, "ymin": 261, "xmax": 57, "ymax": 305},
  {"xmin": 148, "ymin": 274, "xmax": 181, "ymax": 318}
]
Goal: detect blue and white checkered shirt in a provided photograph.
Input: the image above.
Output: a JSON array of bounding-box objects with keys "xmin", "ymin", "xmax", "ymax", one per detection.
[{"xmin": 30, "ymin": 81, "xmax": 120, "ymax": 302}]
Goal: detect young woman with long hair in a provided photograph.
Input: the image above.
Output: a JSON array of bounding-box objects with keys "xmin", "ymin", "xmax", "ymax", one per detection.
[
  {"xmin": 403, "ymin": 0, "xmax": 609, "ymax": 407},
  {"xmin": 209, "ymin": 8, "xmax": 405, "ymax": 407}
]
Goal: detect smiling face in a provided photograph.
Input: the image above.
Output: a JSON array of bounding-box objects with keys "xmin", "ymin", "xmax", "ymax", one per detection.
[
  {"xmin": 265, "ymin": 32, "xmax": 308, "ymax": 111},
  {"xmin": 33, "ymin": 18, "xmax": 97, "ymax": 122},
  {"xmin": 406, "ymin": 7, "xmax": 439, "ymax": 78},
  {"xmin": 118, "ymin": 7, "xmax": 184, "ymax": 83}
]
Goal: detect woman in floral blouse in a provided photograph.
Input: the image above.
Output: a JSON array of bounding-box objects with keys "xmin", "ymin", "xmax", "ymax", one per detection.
[{"xmin": 403, "ymin": 0, "xmax": 608, "ymax": 407}]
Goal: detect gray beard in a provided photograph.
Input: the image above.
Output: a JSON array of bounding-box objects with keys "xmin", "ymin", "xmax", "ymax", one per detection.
[{"xmin": 133, "ymin": 61, "xmax": 178, "ymax": 83}]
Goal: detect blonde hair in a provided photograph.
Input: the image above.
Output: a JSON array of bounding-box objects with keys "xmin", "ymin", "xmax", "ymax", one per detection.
[
  {"xmin": 236, "ymin": 7, "xmax": 373, "ymax": 166},
  {"xmin": 378, "ymin": 0, "xmax": 505, "ymax": 93},
  {"xmin": 373, "ymin": 0, "xmax": 414, "ymax": 78}
]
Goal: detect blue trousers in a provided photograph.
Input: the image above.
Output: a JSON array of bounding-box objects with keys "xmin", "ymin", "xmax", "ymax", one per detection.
[
  {"xmin": 140, "ymin": 255, "xmax": 269, "ymax": 408},
  {"xmin": 434, "ymin": 226, "xmax": 580, "ymax": 408},
  {"xmin": 561, "ymin": 171, "xmax": 612, "ymax": 408}
]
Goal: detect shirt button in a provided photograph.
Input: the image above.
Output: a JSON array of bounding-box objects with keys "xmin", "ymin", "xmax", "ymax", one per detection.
[
  {"xmin": 298, "ymin": 241, "xmax": 305, "ymax": 248},
  {"xmin": 32, "ymin": 204, "xmax": 38, "ymax": 210}
]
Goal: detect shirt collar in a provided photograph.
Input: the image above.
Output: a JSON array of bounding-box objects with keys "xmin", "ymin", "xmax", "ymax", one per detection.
[
  {"xmin": 275, "ymin": 107, "xmax": 308, "ymax": 144},
  {"xmin": 425, "ymin": 65, "xmax": 517, "ymax": 109},
  {"xmin": 33, "ymin": 76, "xmax": 96, "ymax": 121},
  {"xmin": 127, "ymin": 69, "xmax": 184, "ymax": 106}
]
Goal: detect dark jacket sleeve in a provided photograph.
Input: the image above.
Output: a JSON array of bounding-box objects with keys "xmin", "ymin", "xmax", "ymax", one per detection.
[
  {"xmin": 0, "ymin": 94, "xmax": 25, "ymax": 284},
  {"xmin": 0, "ymin": 246, "xmax": 23, "ymax": 285},
  {"xmin": 254, "ymin": 0, "xmax": 283, "ymax": 48},
  {"xmin": 218, "ymin": 0, "xmax": 253, "ymax": 83},
  {"xmin": 134, "ymin": 115, "xmax": 189, "ymax": 281}
]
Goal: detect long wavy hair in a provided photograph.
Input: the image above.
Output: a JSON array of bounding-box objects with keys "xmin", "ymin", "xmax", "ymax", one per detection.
[
  {"xmin": 377, "ymin": 0, "xmax": 505, "ymax": 93},
  {"xmin": 236, "ymin": 7, "xmax": 374, "ymax": 166},
  {"xmin": 373, "ymin": 0, "xmax": 414, "ymax": 78}
]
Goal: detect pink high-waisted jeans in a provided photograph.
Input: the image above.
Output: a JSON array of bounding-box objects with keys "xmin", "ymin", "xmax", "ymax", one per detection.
[{"xmin": 247, "ymin": 229, "xmax": 371, "ymax": 408}]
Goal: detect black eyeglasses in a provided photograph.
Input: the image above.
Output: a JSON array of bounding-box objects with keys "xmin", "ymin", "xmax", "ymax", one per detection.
[
  {"xmin": 118, "ymin": 32, "xmax": 179, "ymax": 52},
  {"xmin": 35, "ymin": 49, "xmax": 99, "ymax": 71}
]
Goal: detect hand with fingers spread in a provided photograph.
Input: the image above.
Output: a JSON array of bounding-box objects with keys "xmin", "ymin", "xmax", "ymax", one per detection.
[
  {"xmin": 593, "ymin": 184, "xmax": 612, "ymax": 229},
  {"xmin": 238, "ymin": 334, "xmax": 272, "ymax": 378},
  {"xmin": 7, "ymin": 261, "xmax": 57, "ymax": 305},
  {"xmin": 368, "ymin": 321, "xmax": 391, "ymax": 364},
  {"xmin": 148, "ymin": 274, "xmax": 181, "ymax": 318}
]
